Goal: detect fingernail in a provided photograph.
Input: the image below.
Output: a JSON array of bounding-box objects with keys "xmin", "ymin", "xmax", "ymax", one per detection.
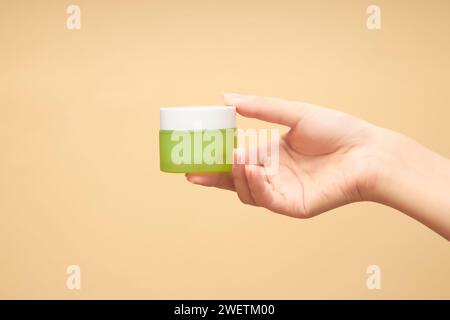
[
  {"xmin": 245, "ymin": 164, "xmax": 261, "ymax": 178},
  {"xmin": 244, "ymin": 165, "xmax": 252, "ymax": 178}
]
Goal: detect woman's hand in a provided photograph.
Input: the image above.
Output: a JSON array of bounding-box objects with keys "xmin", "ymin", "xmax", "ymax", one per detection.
[
  {"xmin": 187, "ymin": 93, "xmax": 381, "ymax": 217},
  {"xmin": 186, "ymin": 93, "xmax": 450, "ymax": 240}
]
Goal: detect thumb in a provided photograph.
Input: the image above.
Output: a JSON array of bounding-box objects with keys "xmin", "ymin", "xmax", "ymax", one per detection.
[{"xmin": 222, "ymin": 93, "xmax": 315, "ymax": 128}]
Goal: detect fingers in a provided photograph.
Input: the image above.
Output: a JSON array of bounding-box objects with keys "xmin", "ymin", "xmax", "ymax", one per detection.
[
  {"xmin": 222, "ymin": 93, "xmax": 314, "ymax": 128},
  {"xmin": 186, "ymin": 149, "xmax": 257, "ymax": 206},
  {"xmin": 232, "ymin": 149, "xmax": 256, "ymax": 205},
  {"xmin": 185, "ymin": 173, "xmax": 234, "ymax": 191},
  {"xmin": 186, "ymin": 164, "xmax": 289, "ymax": 215},
  {"xmin": 245, "ymin": 165, "xmax": 286, "ymax": 214}
]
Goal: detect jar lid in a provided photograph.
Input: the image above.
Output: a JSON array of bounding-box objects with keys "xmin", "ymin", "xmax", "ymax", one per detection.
[{"xmin": 160, "ymin": 106, "xmax": 236, "ymax": 130}]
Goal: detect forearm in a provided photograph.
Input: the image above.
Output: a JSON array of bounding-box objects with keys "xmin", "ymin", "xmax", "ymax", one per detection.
[{"xmin": 371, "ymin": 128, "xmax": 450, "ymax": 240}]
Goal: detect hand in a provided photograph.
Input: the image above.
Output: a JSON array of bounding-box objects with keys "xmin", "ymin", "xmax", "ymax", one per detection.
[
  {"xmin": 186, "ymin": 94, "xmax": 450, "ymax": 240},
  {"xmin": 186, "ymin": 93, "xmax": 381, "ymax": 218}
]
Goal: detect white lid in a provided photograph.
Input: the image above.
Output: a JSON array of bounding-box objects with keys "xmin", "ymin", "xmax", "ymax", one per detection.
[{"xmin": 160, "ymin": 106, "xmax": 236, "ymax": 130}]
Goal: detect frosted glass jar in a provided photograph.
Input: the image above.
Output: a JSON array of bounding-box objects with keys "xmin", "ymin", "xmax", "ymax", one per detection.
[{"xmin": 159, "ymin": 106, "xmax": 236, "ymax": 173}]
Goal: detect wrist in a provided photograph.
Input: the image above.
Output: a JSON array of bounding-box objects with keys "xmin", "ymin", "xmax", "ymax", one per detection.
[
  {"xmin": 365, "ymin": 127, "xmax": 406, "ymax": 203},
  {"xmin": 364, "ymin": 126, "xmax": 450, "ymax": 240},
  {"xmin": 352, "ymin": 125, "xmax": 402, "ymax": 204}
]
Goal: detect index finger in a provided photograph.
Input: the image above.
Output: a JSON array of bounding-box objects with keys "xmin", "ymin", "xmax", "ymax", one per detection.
[{"xmin": 222, "ymin": 93, "xmax": 314, "ymax": 128}]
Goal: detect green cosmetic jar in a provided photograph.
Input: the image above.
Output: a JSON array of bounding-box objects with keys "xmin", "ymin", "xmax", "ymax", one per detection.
[{"xmin": 160, "ymin": 106, "xmax": 236, "ymax": 173}]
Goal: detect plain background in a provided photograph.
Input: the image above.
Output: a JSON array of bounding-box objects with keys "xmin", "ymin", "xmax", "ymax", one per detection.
[{"xmin": 0, "ymin": 0, "xmax": 449, "ymax": 299}]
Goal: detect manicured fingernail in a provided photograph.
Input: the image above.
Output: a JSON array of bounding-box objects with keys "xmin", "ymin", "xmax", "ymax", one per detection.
[
  {"xmin": 245, "ymin": 164, "xmax": 261, "ymax": 178},
  {"xmin": 244, "ymin": 165, "xmax": 251, "ymax": 178}
]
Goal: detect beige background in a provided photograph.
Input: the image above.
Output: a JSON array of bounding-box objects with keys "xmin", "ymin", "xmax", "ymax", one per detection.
[{"xmin": 0, "ymin": 0, "xmax": 449, "ymax": 299}]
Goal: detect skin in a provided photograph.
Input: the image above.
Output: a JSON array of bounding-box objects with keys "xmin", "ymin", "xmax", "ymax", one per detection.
[{"xmin": 186, "ymin": 93, "xmax": 450, "ymax": 241}]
